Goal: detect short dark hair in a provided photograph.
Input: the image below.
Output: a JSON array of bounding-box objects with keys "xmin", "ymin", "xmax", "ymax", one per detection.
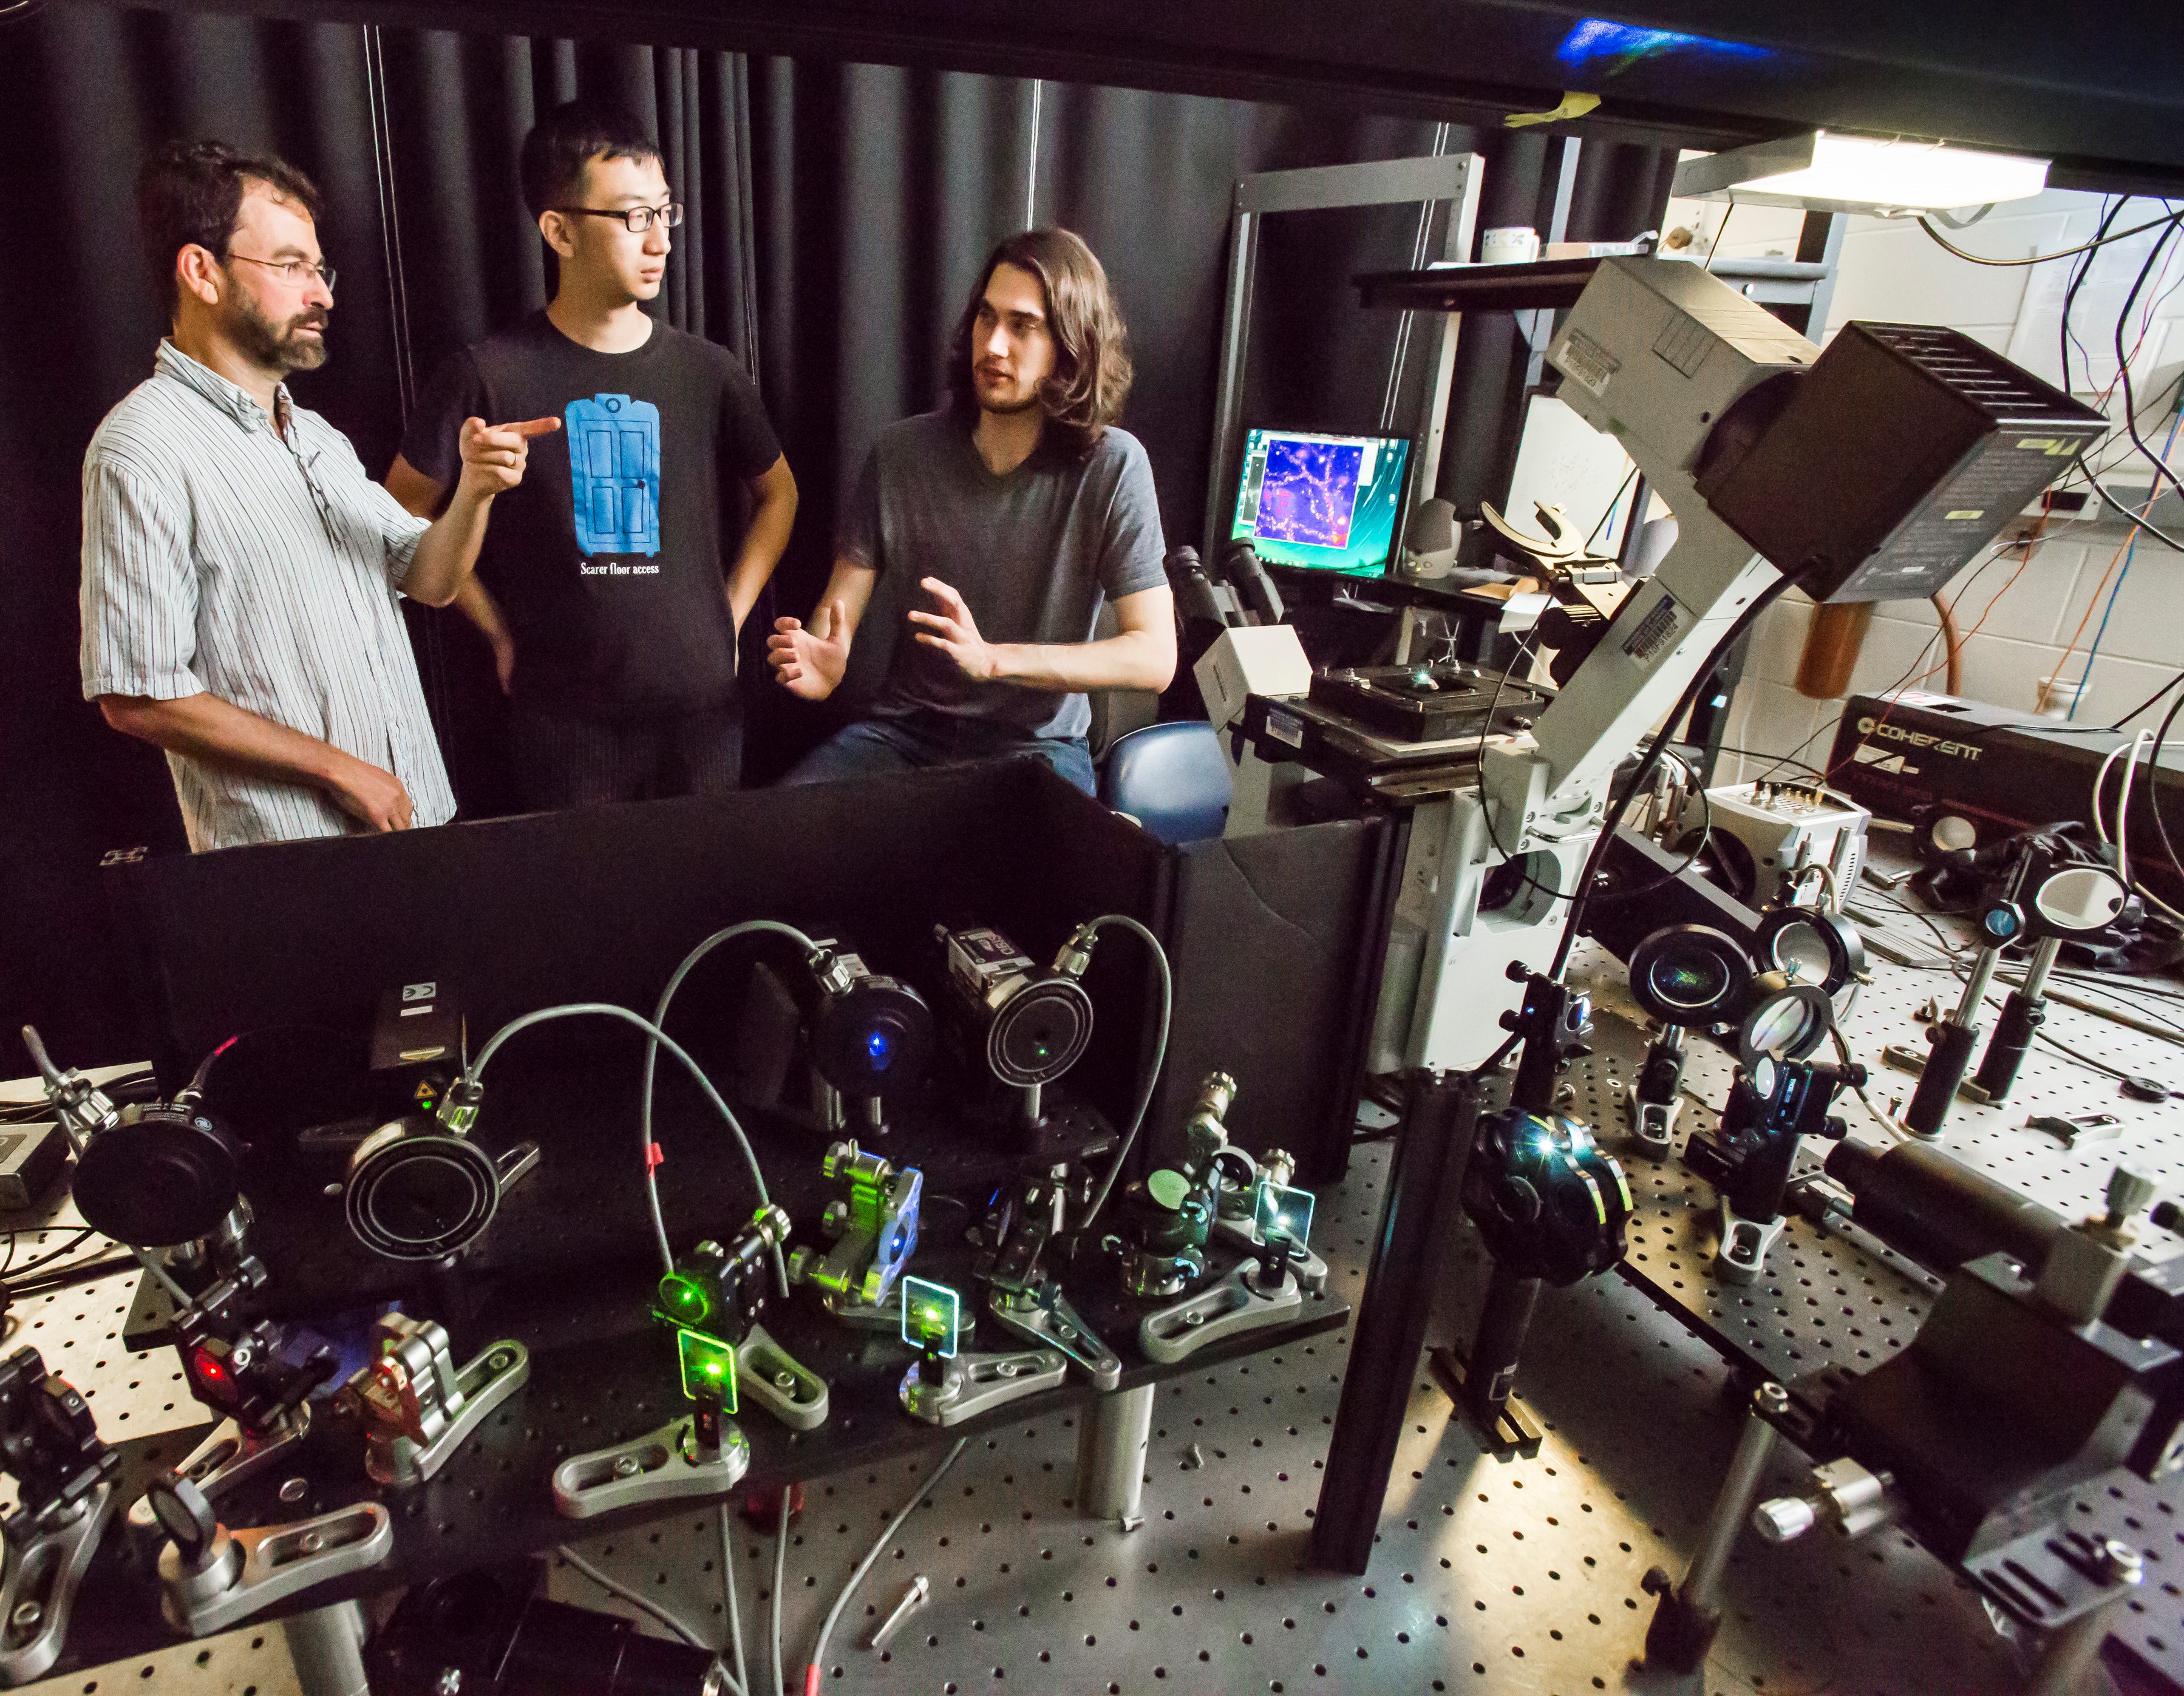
[
  {"xmin": 948, "ymin": 228, "xmax": 1133, "ymax": 457},
  {"xmin": 520, "ymin": 100, "xmax": 662, "ymax": 219},
  {"xmin": 135, "ymin": 140, "xmax": 324, "ymax": 316}
]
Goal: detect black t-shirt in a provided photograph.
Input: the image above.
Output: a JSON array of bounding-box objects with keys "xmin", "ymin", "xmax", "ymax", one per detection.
[{"xmin": 402, "ymin": 313, "xmax": 782, "ymax": 717}]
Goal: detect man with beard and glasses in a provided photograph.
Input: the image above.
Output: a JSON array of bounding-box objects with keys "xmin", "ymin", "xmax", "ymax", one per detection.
[
  {"xmin": 81, "ymin": 140, "xmax": 552, "ymax": 850},
  {"xmin": 770, "ymin": 228, "xmax": 1173, "ymax": 795}
]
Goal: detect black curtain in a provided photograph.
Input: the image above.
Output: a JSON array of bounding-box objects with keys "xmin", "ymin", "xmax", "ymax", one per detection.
[{"xmin": 0, "ymin": 2, "xmax": 1676, "ymax": 1065}]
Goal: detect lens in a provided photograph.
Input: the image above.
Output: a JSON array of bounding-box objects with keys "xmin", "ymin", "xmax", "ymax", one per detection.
[
  {"xmin": 375, "ymin": 1153, "xmax": 478, "ymax": 1240},
  {"xmin": 991, "ymin": 982, "xmax": 1092, "ymax": 1085},
  {"xmin": 659, "ymin": 1272, "xmax": 710, "ymax": 1325},
  {"xmin": 866, "ymin": 1028, "xmax": 894, "ymax": 1068},
  {"xmin": 1746, "ymin": 994, "xmax": 1816, "ymax": 1057},
  {"xmin": 1648, "ymin": 954, "xmax": 1728, "ymax": 1011},
  {"xmin": 1768, "ymin": 920, "xmax": 1832, "ymax": 983}
]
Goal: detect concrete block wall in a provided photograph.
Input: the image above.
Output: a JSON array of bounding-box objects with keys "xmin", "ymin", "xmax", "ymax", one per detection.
[{"xmin": 1655, "ymin": 188, "xmax": 2184, "ymax": 782}]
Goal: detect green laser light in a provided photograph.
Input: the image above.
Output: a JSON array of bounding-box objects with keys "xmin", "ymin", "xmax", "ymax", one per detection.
[
  {"xmin": 899, "ymin": 1275, "xmax": 960, "ymax": 1359},
  {"xmin": 676, "ymin": 1328, "xmax": 739, "ymax": 1414},
  {"xmin": 1254, "ymin": 1183, "xmax": 1315, "ymax": 1250}
]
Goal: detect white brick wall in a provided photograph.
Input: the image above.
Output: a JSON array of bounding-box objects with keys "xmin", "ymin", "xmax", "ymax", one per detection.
[{"xmin": 1659, "ymin": 189, "xmax": 2184, "ymax": 779}]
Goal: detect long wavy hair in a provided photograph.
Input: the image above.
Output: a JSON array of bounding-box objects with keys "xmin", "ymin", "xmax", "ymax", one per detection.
[{"xmin": 947, "ymin": 228, "xmax": 1132, "ymax": 458}]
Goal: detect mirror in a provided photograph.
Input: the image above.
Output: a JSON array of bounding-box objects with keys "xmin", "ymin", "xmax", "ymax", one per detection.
[{"xmin": 2033, "ymin": 866, "xmax": 2128, "ymax": 935}]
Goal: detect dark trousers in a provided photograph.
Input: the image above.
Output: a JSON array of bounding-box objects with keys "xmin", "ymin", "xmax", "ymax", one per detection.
[
  {"xmin": 509, "ymin": 697, "xmax": 743, "ymax": 810},
  {"xmin": 780, "ymin": 710, "xmax": 1096, "ymax": 795}
]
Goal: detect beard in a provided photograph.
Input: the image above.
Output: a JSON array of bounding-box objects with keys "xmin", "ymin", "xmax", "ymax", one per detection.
[
  {"xmin": 975, "ymin": 375, "xmax": 1044, "ymax": 416},
  {"xmin": 228, "ymin": 289, "xmax": 330, "ymax": 376}
]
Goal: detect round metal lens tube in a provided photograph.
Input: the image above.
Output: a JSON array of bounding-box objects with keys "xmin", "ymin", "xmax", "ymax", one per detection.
[{"xmin": 1752, "ymin": 906, "xmax": 1865, "ymax": 996}]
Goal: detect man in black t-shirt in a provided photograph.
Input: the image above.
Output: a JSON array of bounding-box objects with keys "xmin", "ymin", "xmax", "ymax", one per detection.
[{"xmin": 390, "ymin": 100, "xmax": 796, "ymax": 808}]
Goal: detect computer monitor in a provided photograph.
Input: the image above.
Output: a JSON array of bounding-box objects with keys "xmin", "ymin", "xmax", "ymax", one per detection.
[{"xmin": 1229, "ymin": 427, "xmax": 1412, "ymax": 574}]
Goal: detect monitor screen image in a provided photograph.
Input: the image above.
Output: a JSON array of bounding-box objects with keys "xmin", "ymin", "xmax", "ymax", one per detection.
[{"xmin": 1230, "ymin": 427, "xmax": 1412, "ymax": 574}]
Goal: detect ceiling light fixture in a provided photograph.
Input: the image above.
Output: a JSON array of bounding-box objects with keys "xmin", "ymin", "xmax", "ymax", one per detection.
[{"xmin": 1672, "ymin": 131, "xmax": 2049, "ymax": 217}]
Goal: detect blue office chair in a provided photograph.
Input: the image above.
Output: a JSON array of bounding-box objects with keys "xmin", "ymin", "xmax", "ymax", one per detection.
[{"xmin": 1101, "ymin": 721, "xmax": 1233, "ymax": 845}]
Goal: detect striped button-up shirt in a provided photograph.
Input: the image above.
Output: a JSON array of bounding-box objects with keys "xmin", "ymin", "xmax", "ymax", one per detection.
[{"xmin": 80, "ymin": 341, "xmax": 455, "ymax": 851}]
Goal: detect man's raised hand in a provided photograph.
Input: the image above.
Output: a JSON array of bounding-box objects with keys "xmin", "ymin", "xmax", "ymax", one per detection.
[
  {"xmin": 907, "ymin": 577, "xmax": 998, "ymax": 681},
  {"xmin": 457, "ymin": 415, "xmax": 560, "ymax": 501}
]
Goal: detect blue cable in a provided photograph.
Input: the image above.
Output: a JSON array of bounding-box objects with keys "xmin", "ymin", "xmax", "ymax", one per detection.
[{"xmin": 2070, "ymin": 401, "xmax": 2184, "ymax": 718}]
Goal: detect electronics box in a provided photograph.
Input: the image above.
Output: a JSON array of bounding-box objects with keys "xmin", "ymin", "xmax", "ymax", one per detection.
[
  {"xmin": 1702, "ymin": 781, "xmax": 1869, "ymax": 909},
  {"xmin": 1703, "ymin": 324, "xmax": 2105, "ymax": 603},
  {"xmin": 1826, "ymin": 690, "xmax": 2184, "ymax": 908},
  {"xmin": 0, "ymin": 1123, "xmax": 68, "ymax": 1212},
  {"xmin": 370, "ymin": 980, "xmax": 464, "ymax": 1115}
]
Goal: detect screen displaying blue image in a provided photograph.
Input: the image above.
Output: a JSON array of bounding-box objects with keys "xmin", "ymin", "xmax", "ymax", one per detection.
[{"xmin": 1231, "ymin": 429, "xmax": 1410, "ymax": 574}]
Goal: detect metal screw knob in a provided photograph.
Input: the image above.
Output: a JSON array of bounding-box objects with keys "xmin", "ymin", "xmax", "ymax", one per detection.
[
  {"xmin": 1752, "ymin": 1496, "xmax": 1816, "ymax": 1544},
  {"xmin": 2101, "ymin": 1539, "xmax": 2145, "ymax": 1586},
  {"xmin": 2108, "ymin": 1167, "xmax": 2158, "ymax": 1223}
]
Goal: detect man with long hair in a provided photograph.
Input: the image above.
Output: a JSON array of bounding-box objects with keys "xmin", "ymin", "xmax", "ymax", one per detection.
[{"xmin": 770, "ymin": 228, "xmax": 1174, "ymax": 793}]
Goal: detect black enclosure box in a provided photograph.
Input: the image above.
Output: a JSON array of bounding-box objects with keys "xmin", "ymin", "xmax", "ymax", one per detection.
[
  {"xmin": 1702, "ymin": 322, "xmax": 2104, "ymax": 603},
  {"xmin": 1827, "ymin": 690, "xmax": 2184, "ymax": 911},
  {"xmin": 103, "ymin": 759, "xmax": 1395, "ymax": 1279}
]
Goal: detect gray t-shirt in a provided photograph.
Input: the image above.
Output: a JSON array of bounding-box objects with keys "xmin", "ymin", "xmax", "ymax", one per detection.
[{"xmin": 840, "ymin": 410, "xmax": 1167, "ymax": 741}]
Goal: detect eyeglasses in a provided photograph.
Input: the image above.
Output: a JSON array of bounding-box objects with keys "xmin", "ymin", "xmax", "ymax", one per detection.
[
  {"xmin": 225, "ymin": 253, "xmax": 336, "ymax": 291},
  {"xmin": 553, "ymin": 202, "xmax": 684, "ymax": 233}
]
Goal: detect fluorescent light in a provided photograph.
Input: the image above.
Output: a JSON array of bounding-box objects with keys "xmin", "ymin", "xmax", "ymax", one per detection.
[{"xmin": 1673, "ymin": 131, "xmax": 2049, "ymax": 216}]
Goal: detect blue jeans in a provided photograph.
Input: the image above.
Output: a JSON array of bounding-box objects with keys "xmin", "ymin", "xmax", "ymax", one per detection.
[{"xmin": 783, "ymin": 711, "xmax": 1096, "ymax": 795}]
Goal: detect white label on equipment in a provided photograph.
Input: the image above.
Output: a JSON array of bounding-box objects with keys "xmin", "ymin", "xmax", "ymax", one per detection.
[
  {"xmin": 1619, "ymin": 591, "xmax": 1690, "ymax": 664},
  {"xmin": 1265, "ymin": 707, "xmax": 1305, "ymax": 748},
  {"xmin": 402, "ymin": 982, "xmax": 435, "ymax": 1002},
  {"xmin": 1556, "ymin": 330, "xmax": 1619, "ymax": 396}
]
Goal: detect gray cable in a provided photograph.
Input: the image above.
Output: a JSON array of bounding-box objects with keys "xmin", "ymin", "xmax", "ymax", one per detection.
[
  {"xmin": 555, "ymin": 1542, "xmax": 741, "ymax": 1691},
  {"xmin": 721, "ymin": 1504, "xmax": 749, "ymax": 1696},
  {"xmin": 1074, "ymin": 914, "xmax": 1175, "ymax": 1234},
  {"xmin": 773, "ymin": 1487, "xmax": 791, "ymax": 1696},
  {"xmin": 805, "ymin": 1438, "xmax": 971, "ymax": 1690},
  {"xmin": 642, "ymin": 920, "xmax": 819, "ymax": 1290},
  {"xmin": 18, "ymin": 1028, "xmax": 197, "ymax": 1307},
  {"xmin": 464, "ymin": 1002, "xmax": 774, "ymax": 1282}
]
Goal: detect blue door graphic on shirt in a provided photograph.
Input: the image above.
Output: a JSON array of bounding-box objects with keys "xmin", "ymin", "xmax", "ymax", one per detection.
[{"xmin": 566, "ymin": 394, "xmax": 661, "ymax": 557}]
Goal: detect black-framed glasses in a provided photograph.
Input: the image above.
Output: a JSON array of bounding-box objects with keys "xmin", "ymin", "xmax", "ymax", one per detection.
[
  {"xmin": 225, "ymin": 253, "xmax": 336, "ymax": 291},
  {"xmin": 553, "ymin": 202, "xmax": 684, "ymax": 233}
]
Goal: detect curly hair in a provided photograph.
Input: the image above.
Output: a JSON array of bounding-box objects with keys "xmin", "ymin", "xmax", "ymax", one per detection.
[{"xmin": 947, "ymin": 228, "xmax": 1132, "ymax": 458}]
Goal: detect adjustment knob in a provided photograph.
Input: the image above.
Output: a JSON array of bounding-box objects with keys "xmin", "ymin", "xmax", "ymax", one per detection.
[
  {"xmin": 1505, "ymin": 961, "xmax": 1530, "ymax": 984},
  {"xmin": 2108, "ymin": 1167, "xmax": 2159, "ymax": 1223},
  {"xmin": 147, "ymin": 1470, "xmax": 219, "ymax": 1565},
  {"xmin": 1752, "ymin": 1495, "xmax": 1816, "ymax": 1544}
]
